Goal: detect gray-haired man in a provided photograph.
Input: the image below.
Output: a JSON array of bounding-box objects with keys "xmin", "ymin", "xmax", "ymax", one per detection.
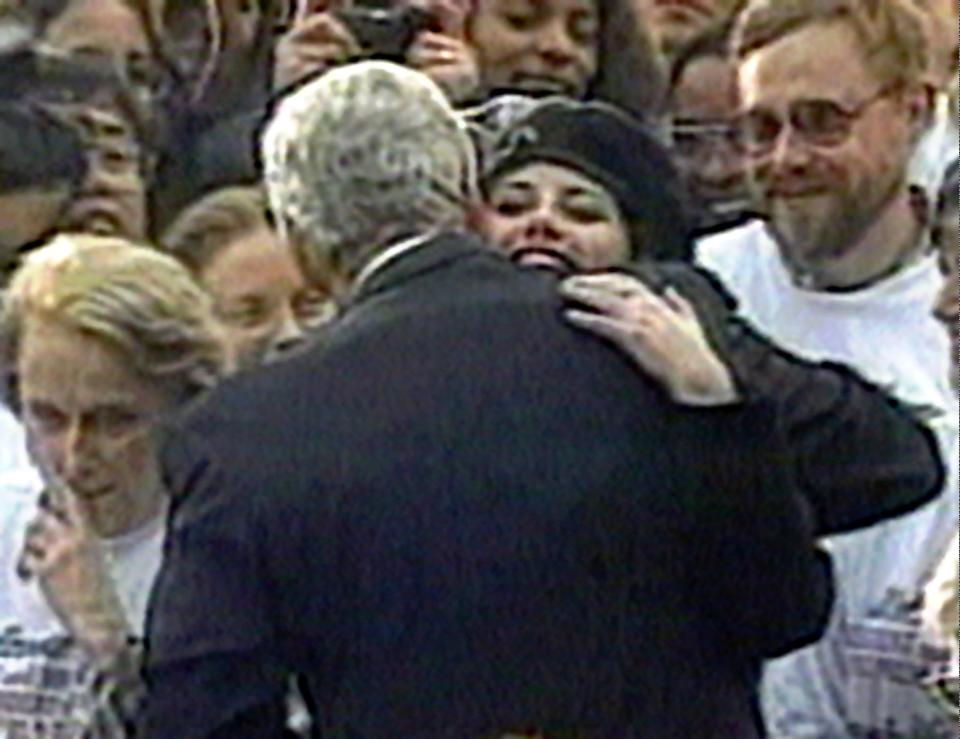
[{"xmin": 141, "ymin": 62, "xmax": 831, "ymax": 738}]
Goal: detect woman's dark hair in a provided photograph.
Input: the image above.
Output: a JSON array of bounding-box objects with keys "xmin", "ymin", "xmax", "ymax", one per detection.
[
  {"xmin": 0, "ymin": 103, "xmax": 87, "ymax": 195},
  {"xmin": 133, "ymin": 0, "xmax": 279, "ymax": 114},
  {"xmin": 931, "ymin": 159, "xmax": 959, "ymax": 250},
  {"xmin": 937, "ymin": 159, "xmax": 959, "ymax": 216},
  {"xmin": 590, "ymin": 0, "xmax": 669, "ymax": 121},
  {"xmin": 466, "ymin": 0, "xmax": 668, "ymax": 122}
]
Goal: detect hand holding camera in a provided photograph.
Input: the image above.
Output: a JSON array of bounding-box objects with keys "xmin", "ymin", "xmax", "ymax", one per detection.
[
  {"xmin": 273, "ymin": 1, "xmax": 361, "ymax": 92},
  {"xmin": 405, "ymin": 0, "xmax": 478, "ymax": 104},
  {"xmin": 273, "ymin": 0, "xmax": 478, "ymax": 103}
]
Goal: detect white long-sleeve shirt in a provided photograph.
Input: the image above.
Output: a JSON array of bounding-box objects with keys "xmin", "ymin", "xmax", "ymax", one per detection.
[{"xmin": 698, "ymin": 221, "xmax": 959, "ymax": 738}]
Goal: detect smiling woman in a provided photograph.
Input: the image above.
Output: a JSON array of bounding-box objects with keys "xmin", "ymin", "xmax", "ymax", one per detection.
[
  {"xmin": 467, "ymin": 0, "xmax": 667, "ymax": 118},
  {"xmin": 475, "ymin": 97, "xmax": 694, "ymax": 267},
  {"xmin": 0, "ymin": 233, "xmax": 228, "ymax": 735}
]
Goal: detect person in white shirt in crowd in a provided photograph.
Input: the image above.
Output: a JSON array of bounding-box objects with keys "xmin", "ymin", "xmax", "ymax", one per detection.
[
  {"xmin": 907, "ymin": 0, "xmax": 959, "ymax": 197},
  {"xmin": 922, "ymin": 159, "xmax": 959, "ymax": 721},
  {"xmin": 695, "ymin": 1, "xmax": 958, "ymax": 736},
  {"xmin": 0, "ymin": 404, "xmax": 32, "ymax": 477},
  {"xmin": 0, "ymin": 234, "xmax": 228, "ymax": 736}
]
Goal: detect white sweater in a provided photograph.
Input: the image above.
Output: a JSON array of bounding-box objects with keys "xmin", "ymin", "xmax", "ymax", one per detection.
[{"xmin": 698, "ymin": 221, "xmax": 959, "ymax": 738}]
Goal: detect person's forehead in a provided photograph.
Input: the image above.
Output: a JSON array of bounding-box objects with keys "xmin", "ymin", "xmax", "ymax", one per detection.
[
  {"xmin": 495, "ymin": 161, "xmax": 613, "ymax": 197},
  {"xmin": 674, "ymin": 54, "xmax": 738, "ymax": 116},
  {"xmin": 738, "ymin": 20, "xmax": 880, "ymax": 106},
  {"xmin": 18, "ymin": 316, "xmax": 156, "ymax": 405}
]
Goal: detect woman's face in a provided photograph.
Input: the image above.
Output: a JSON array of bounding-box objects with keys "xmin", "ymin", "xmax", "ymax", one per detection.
[
  {"xmin": 199, "ymin": 226, "xmax": 332, "ymax": 369},
  {"xmin": 19, "ymin": 315, "xmax": 172, "ymax": 521},
  {"xmin": 476, "ymin": 162, "xmax": 631, "ymax": 272},
  {"xmin": 55, "ymin": 105, "xmax": 149, "ymax": 242},
  {"xmin": 42, "ymin": 0, "xmax": 159, "ymax": 101},
  {"xmin": 468, "ymin": 0, "xmax": 601, "ymax": 99}
]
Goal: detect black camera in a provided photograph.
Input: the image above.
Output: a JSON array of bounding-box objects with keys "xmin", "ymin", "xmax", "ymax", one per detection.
[{"xmin": 333, "ymin": 2, "xmax": 433, "ymax": 63}]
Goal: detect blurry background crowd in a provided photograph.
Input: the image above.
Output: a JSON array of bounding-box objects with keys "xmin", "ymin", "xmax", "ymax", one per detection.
[{"xmin": 0, "ymin": 0, "xmax": 955, "ymax": 736}]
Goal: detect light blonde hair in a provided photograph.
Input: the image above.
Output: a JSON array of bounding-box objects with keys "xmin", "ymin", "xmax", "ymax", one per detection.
[
  {"xmin": 0, "ymin": 233, "xmax": 228, "ymax": 413},
  {"xmin": 733, "ymin": 0, "xmax": 930, "ymax": 90}
]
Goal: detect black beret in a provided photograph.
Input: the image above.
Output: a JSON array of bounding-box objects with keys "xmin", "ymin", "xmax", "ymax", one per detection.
[{"xmin": 483, "ymin": 98, "xmax": 695, "ymax": 263}]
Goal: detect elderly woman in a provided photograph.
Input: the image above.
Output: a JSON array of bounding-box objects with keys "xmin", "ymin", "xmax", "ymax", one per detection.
[
  {"xmin": 0, "ymin": 234, "xmax": 228, "ymax": 735},
  {"xmin": 472, "ymin": 97, "xmax": 944, "ymax": 537},
  {"xmin": 162, "ymin": 186, "xmax": 333, "ymax": 369},
  {"xmin": 273, "ymin": 0, "xmax": 665, "ymax": 118}
]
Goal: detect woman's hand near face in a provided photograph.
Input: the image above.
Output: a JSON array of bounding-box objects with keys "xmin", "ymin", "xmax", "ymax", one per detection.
[
  {"xmin": 273, "ymin": 1, "xmax": 361, "ymax": 92},
  {"xmin": 17, "ymin": 487, "xmax": 131, "ymax": 665},
  {"xmin": 561, "ymin": 272, "xmax": 739, "ymax": 407},
  {"xmin": 406, "ymin": 0, "xmax": 480, "ymax": 104}
]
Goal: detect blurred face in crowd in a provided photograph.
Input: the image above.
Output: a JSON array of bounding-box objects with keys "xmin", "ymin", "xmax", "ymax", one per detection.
[
  {"xmin": 738, "ymin": 20, "xmax": 922, "ymax": 275},
  {"xmin": 42, "ymin": 0, "xmax": 157, "ymax": 99},
  {"xmin": 476, "ymin": 162, "xmax": 631, "ymax": 272},
  {"xmin": 199, "ymin": 226, "xmax": 331, "ymax": 368},
  {"xmin": 671, "ymin": 53, "xmax": 750, "ymax": 221},
  {"xmin": 57, "ymin": 105, "xmax": 149, "ymax": 240},
  {"xmin": 914, "ymin": 0, "xmax": 959, "ymax": 90},
  {"xmin": 19, "ymin": 315, "xmax": 172, "ymax": 525},
  {"xmin": 642, "ymin": 0, "xmax": 740, "ymax": 58},
  {"xmin": 467, "ymin": 0, "xmax": 600, "ymax": 98},
  {"xmin": 0, "ymin": 186, "xmax": 72, "ymax": 273},
  {"xmin": 932, "ymin": 199, "xmax": 958, "ymax": 391}
]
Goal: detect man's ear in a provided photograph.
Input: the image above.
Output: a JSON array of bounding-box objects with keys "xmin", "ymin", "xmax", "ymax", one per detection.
[
  {"xmin": 902, "ymin": 83, "xmax": 937, "ymax": 141},
  {"xmin": 464, "ymin": 200, "xmax": 488, "ymax": 237}
]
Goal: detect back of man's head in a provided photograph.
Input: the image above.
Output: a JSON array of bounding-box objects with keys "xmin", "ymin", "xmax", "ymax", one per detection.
[{"xmin": 261, "ymin": 62, "xmax": 478, "ymax": 285}]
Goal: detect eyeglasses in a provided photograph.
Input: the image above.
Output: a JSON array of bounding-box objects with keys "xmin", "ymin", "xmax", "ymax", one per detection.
[
  {"xmin": 670, "ymin": 120, "xmax": 743, "ymax": 160},
  {"xmin": 736, "ymin": 84, "xmax": 899, "ymax": 156}
]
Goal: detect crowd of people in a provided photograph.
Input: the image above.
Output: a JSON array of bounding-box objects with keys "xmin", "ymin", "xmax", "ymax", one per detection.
[{"xmin": 0, "ymin": 0, "xmax": 955, "ymax": 736}]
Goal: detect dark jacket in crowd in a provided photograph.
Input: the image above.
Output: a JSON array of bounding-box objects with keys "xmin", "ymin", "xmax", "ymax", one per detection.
[
  {"xmin": 141, "ymin": 233, "xmax": 832, "ymax": 738},
  {"xmin": 633, "ymin": 262, "xmax": 946, "ymax": 537}
]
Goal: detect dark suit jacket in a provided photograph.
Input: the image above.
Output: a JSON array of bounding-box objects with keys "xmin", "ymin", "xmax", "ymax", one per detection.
[{"xmin": 142, "ymin": 233, "xmax": 831, "ymax": 738}]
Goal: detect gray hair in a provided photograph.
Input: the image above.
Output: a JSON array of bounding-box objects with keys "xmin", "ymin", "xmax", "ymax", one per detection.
[
  {"xmin": 0, "ymin": 234, "xmax": 229, "ymax": 413},
  {"xmin": 261, "ymin": 61, "xmax": 478, "ymax": 281}
]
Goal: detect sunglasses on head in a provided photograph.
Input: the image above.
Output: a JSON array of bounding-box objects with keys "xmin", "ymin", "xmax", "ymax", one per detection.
[{"xmin": 736, "ymin": 83, "xmax": 901, "ymax": 156}]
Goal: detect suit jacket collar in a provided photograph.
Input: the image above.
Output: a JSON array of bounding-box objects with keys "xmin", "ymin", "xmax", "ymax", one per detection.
[{"xmin": 346, "ymin": 230, "xmax": 492, "ymax": 309}]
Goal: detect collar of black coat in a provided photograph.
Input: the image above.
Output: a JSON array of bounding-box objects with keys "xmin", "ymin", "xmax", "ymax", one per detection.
[{"xmin": 346, "ymin": 230, "xmax": 495, "ymax": 308}]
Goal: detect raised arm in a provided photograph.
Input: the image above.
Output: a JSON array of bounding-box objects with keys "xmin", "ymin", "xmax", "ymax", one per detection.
[{"xmin": 562, "ymin": 264, "xmax": 945, "ymax": 536}]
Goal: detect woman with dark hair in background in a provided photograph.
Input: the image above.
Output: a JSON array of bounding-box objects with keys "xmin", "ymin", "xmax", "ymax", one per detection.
[{"xmin": 274, "ymin": 0, "xmax": 666, "ymax": 119}]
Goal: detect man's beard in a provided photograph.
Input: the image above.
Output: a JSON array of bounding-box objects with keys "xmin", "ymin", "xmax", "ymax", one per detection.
[{"xmin": 763, "ymin": 170, "xmax": 903, "ymax": 275}]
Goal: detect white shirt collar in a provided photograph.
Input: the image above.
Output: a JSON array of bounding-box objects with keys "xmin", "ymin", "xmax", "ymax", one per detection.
[{"xmin": 351, "ymin": 232, "xmax": 437, "ymax": 295}]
